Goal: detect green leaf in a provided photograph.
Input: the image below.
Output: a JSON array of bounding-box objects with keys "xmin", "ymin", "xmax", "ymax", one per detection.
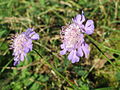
[
  {"xmin": 0, "ymin": 30, "xmax": 7, "ymax": 38},
  {"xmin": 115, "ymin": 72, "xmax": 120, "ymax": 81}
]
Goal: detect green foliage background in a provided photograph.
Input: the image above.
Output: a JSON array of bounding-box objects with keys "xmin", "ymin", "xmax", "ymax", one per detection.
[{"xmin": 0, "ymin": 0, "xmax": 120, "ymax": 89}]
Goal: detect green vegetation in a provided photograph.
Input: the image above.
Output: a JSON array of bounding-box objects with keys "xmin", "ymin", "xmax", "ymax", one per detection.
[{"xmin": 0, "ymin": 0, "xmax": 119, "ymax": 89}]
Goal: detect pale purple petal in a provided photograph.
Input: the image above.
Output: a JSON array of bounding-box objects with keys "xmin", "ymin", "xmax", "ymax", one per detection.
[
  {"xmin": 71, "ymin": 50, "xmax": 79, "ymax": 63},
  {"xmin": 30, "ymin": 33, "xmax": 39, "ymax": 40},
  {"xmin": 68, "ymin": 50, "xmax": 79, "ymax": 63},
  {"xmin": 68, "ymin": 50, "xmax": 74, "ymax": 60},
  {"xmin": 79, "ymin": 34, "xmax": 84, "ymax": 43},
  {"xmin": 73, "ymin": 11, "xmax": 85, "ymax": 25},
  {"xmin": 82, "ymin": 43, "xmax": 90, "ymax": 58},
  {"xmin": 77, "ymin": 47, "xmax": 83, "ymax": 57},
  {"xmin": 20, "ymin": 54, "xmax": 25, "ymax": 61},
  {"xmin": 72, "ymin": 55, "xmax": 79, "ymax": 63},
  {"xmin": 28, "ymin": 31, "xmax": 35, "ymax": 36},
  {"xmin": 14, "ymin": 57, "xmax": 19, "ymax": 61},
  {"xmin": 60, "ymin": 49, "xmax": 67, "ymax": 55},
  {"xmin": 84, "ymin": 20, "xmax": 94, "ymax": 35},
  {"xmin": 28, "ymin": 44, "xmax": 32, "ymax": 51},
  {"xmin": 25, "ymin": 28, "xmax": 34, "ymax": 35},
  {"xmin": 23, "ymin": 39, "xmax": 32, "ymax": 53},
  {"xmin": 60, "ymin": 44, "xmax": 65, "ymax": 49},
  {"xmin": 24, "ymin": 47, "xmax": 30, "ymax": 53},
  {"xmin": 25, "ymin": 28, "xmax": 39, "ymax": 40},
  {"xmin": 14, "ymin": 61, "xmax": 20, "ymax": 66},
  {"xmin": 26, "ymin": 28, "xmax": 34, "ymax": 32}
]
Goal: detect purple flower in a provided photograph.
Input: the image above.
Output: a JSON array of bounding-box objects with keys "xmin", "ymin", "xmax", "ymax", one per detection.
[
  {"xmin": 73, "ymin": 11, "xmax": 94, "ymax": 35},
  {"xmin": 60, "ymin": 11, "xmax": 94, "ymax": 63},
  {"xmin": 11, "ymin": 28, "xmax": 39, "ymax": 65}
]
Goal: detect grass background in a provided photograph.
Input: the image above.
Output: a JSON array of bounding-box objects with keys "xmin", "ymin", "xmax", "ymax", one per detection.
[{"xmin": 0, "ymin": 0, "xmax": 120, "ymax": 89}]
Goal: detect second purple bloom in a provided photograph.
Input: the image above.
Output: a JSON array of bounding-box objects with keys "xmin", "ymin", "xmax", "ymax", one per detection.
[{"xmin": 60, "ymin": 11, "xmax": 94, "ymax": 63}]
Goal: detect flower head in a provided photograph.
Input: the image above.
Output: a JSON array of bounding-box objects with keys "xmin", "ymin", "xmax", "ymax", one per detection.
[
  {"xmin": 60, "ymin": 11, "xmax": 94, "ymax": 63},
  {"xmin": 11, "ymin": 28, "xmax": 39, "ymax": 65}
]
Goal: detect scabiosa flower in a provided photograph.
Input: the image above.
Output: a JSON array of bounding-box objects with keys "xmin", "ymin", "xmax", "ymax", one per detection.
[
  {"xmin": 60, "ymin": 11, "xmax": 94, "ymax": 63},
  {"xmin": 11, "ymin": 28, "xmax": 39, "ymax": 65}
]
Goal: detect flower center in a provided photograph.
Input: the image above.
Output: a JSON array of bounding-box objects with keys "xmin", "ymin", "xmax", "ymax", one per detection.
[
  {"xmin": 61, "ymin": 23, "xmax": 82, "ymax": 49},
  {"xmin": 13, "ymin": 34, "xmax": 27, "ymax": 51}
]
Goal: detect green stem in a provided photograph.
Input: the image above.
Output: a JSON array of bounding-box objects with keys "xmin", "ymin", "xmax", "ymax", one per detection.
[
  {"xmin": 0, "ymin": 58, "xmax": 13, "ymax": 73},
  {"xmin": 87, "ymin": 35, "xmax": 120, "ymax": 54},
  {"xmin": 88, "ymin": 35, "xmax": 119, "ymax": 68},
  {"xmin": 33, "ymin": 49, "xmax": 78, "ymax": 89},
  {"xmin": 83, "ymin": 35, "xmax": 120, "ymax": 79}
]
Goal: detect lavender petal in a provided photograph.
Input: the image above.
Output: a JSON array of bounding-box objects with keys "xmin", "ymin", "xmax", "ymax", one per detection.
[
  {"xmin": 85, "ymin": 20, "xmax": 94, "ymax": 35},
  {"xmin": 68, "ymin": 50, "xmax": 74, "ymax": 60},
  {"xmin": 82, "ymin": 43, "xmax": 90, "ymax": 58},
  {"xmin": 71, "ymin": 50, "xmax": 79, "ymax": 63},
  {"xmin": 20, "ymin": 53, "xmax": 25, "ymax": 61},
  {"xmin": 73, "ymin": 11, "xmax": 85, "ymax": 25},
  {"xmin": 77, "ymin": 47, "xmax": 83, "ymax": 57},
  {"xmin": 13, "ymin": 61, "xmax": 20, "ymax": 66},
  {"xmin": 30, "ymin": 33, "xmax": 39, "ymax": 40},
  {"xmin": 60, "ymin": 49, "xmax": 67, "ymax": 55},
  {"xmin": 60, "ymin": 44, "xmax": 65, "ymax": 49}
]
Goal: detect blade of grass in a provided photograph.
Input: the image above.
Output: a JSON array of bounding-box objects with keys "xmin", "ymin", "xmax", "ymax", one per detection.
[
  {"xmin": 83, "ymin": 35, "xmax": 120, "ymax": 79},
  {"xmin": 33, "ymin": 49, "xmax": 79, "ymax": 89},
  {"xmin": 0, "ymin": 58, "xmax": 13, "ymax": 73},
  {"xmin": 87, "ymin": 35, "xmax": 120, "ymax": 54},
  {"xmin": 101, "ymin": 26, "xmax": 120, "ymax": 33},
  {"xmin": 86, "ymin": 35, "xmax": 120, "ymax": 66}
]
